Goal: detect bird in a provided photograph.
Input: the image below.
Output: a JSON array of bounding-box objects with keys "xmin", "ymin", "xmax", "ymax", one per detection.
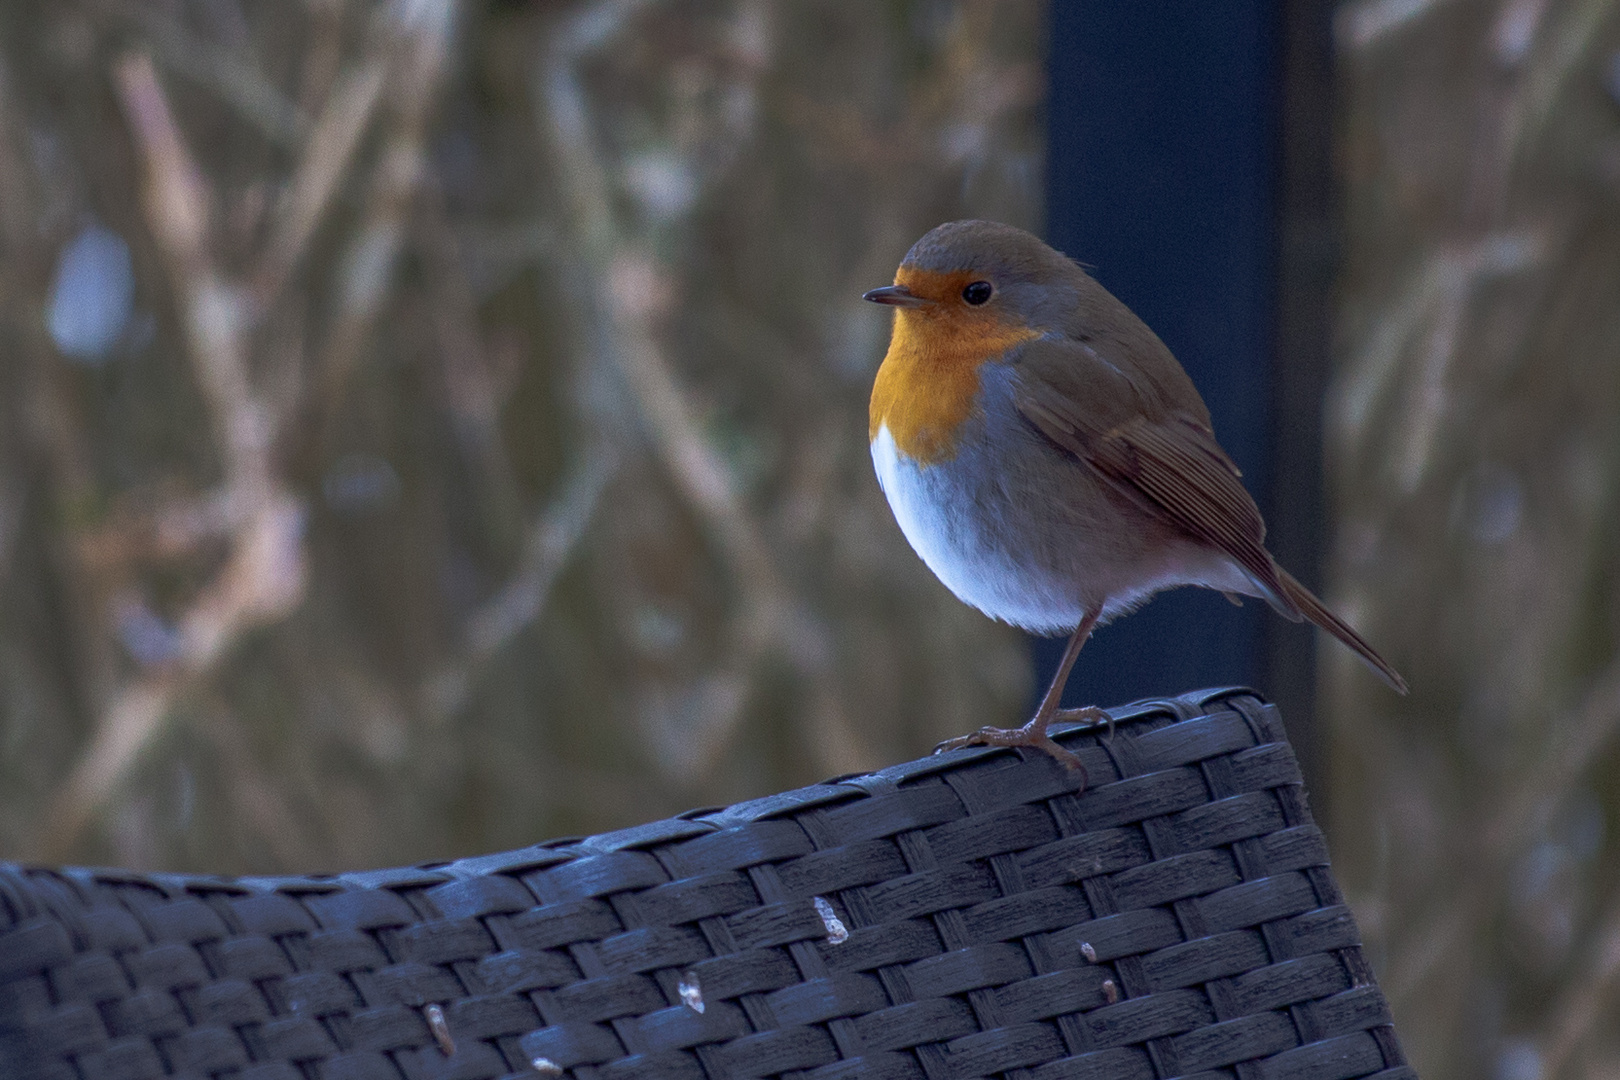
[{"xmin": 864, "ymin": 220, "xmax": 1406, "ymax": 775}]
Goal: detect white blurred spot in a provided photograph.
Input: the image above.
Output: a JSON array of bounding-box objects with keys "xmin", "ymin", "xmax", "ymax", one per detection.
[
  {"xmin": 1512, "ymin": 842, "xmax": 1566, "ymax": 905},
  {"xmin": 1336, "ymin": 0, "xmax": 1449, "ymax": 51},
  {"xmin": 1491, "ymin": 0, "xmax": 1550, "ymax": 65},
  {"xmin": 677, "ymin": 970, "xmax": 704, "ymax": 1013},
  {"xmin": 48, "ymin": 223, "xmax": 134, "ymax": 363},
  {"xmin": 812, "ymin": 896, "xmax": 848, "ymax": 945},
  {"xmin": 1510, "ymin": 841, "xmax": 1576, "ymax": 960},
  {"xmin": 625, "ymin": 152, "xmax": 699, "ymax": 223},
  {"xmin": 1455, "ymin": 466, "xmax": 1523, "ymax": 546},
  {"xmin": 633, "ymin": 605, "xmax": 687, "ymax": 657},
  {"xmin": 1471, "ymin": 476, "xmax": 1522, "ymax": 544},
  {"xmin": 248, "ymin": 495, "xmax": 308, "ymax": 619},
  {"xmin": 340, "ymin": 223, "xmax": 402, "ymax": 313},
  {"xmin": 115, "ymin": 595, "xmax": 183, "ymax": 667},
  {"xmin": 1495, "ymin": 1039, "xmax": 1542, "ymax": 1080},
  {"xmin": 1476, "ymin": 229, "xmax": 1545, "ymax": 274},
  {"xmin": 608, "ymin": 251, "xmax": 674, "ymax": 321},
  {"xmin": 322, "ymin": 454, "xmax": 401, "ymax": 514},
  {"xmin": 393, "ymin": 0, "xmax": 454, "ymax": 36},
  {"xmin": 727, "ymin": 5, "xmax": 771, "ymax": 69},
  {"xmin": 530, "ymin": 1057, "xmax": 563, "ymax": 1076},
  {"xmin": 942, "ymin": 122, "xmax": 987, "ymax": 164}
]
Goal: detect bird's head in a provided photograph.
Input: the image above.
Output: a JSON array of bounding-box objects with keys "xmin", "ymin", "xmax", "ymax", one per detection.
[
  {"xmin": 863, "ymin": 219, "xmax": 1079, "ymax": 336},
  {"xmin": 865, "ymin": 221, "xmax": 1077, "ymax": 465}
]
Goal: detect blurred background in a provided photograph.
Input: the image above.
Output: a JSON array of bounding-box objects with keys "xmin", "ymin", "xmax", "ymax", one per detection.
[{"xmin": 0, "ymin": 1, "xmax": 1618, "ymax": 1076}]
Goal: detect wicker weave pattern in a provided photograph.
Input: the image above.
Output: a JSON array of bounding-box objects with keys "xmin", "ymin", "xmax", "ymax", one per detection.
[{"xmin": 0, "ymin": 688, "xmax": 1413, "ymax": 1079}]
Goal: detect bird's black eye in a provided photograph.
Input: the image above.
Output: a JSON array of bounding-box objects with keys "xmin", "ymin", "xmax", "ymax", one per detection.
[{"xmin": 962, "ymin": 280, "xmax": 993, "ymax": 305}]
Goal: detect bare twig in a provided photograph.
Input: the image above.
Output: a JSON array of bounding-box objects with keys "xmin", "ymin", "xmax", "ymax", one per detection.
[
  {"xmin": 131, "ymin": 5, "xmax": 309, "ymax": 147},
  {"xmin": 533, "ymin": 0, "xmax": 839, "ymax": 776},
  {"xmin": 417, "ymin": 176, "xmax": 519, "ymax": 491},
  {"xmin": 115, "ymin": 55, "xmax": 264, "ymax": 485},
  {"xmin": 76, "ymin": 486, "xmax": 243, "ymax": 572},
  {"xmin": 464, "ymin": 454, "xmax": 616, "ymax": 660},
  {"xmin": 48, "ymin": 495, "xmax": 305, "ymax": 854},
  {"xmin": 43, "ymin": 0, "xmax": 460, "ymax": 859},
  {"xmin": 252, "ymin": 61, "xmax": 387, "ymax": 304},
  {"xmin": 1336, "ymin": 0, "xmax": 1461, "ymax": 51},
  {"xmin": 44, "ymin": 55, "xmax": 308, "ymax": 856},
  {"xmin": 1333, "ymin": 10, "xmax": 1620, "ymax": 1071},
  {"xmin": 425, "ymin": 449, "xmax": 618, "ymax": 721},
  {"xmin": 0, "ymin": 57, "xmax": 34, "ymax": 249},
  {"xmin": 1539, "ymin": 886, "xmax": 1620, "ymax": 1076},
  {"xmin": 314, "ymin": 0, "xmax": 457, "ymax": 433},
  {"xmin": 195, "ymin": 698, "xmax": 311, "ymax": 869},
  {"xmin": 1486, "ymin": 654, "xmax": 1620, "ymax": 856}
]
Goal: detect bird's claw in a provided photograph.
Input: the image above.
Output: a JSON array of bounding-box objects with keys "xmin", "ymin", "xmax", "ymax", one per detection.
[
  {"xmin": 934, "ymin": 721, "xmax": 1089, "ymax": 785},
  {"xmin": 1054, "ymin": 705, "xmax": 1114, "ymax": 742}
]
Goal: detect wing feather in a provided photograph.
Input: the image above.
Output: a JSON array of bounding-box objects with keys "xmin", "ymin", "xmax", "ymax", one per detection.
[
  {"xmin": 1009, "ymin": 335, "xmax": 1406, "ymax": 692},
  {"xmin": 1012, "ymin": 339, "xmax": 1301, "ymax": 619}
]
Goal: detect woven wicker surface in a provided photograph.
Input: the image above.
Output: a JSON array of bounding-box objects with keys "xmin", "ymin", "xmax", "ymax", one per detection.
[{"xmin": 0, "ymin": 687, "xmax": 1412, "ymax": 1080}]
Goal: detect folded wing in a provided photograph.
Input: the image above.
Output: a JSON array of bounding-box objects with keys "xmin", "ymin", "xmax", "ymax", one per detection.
[{"xmin": 1013, "ymin": 338, "xmax": 1407, "ymax": 693}]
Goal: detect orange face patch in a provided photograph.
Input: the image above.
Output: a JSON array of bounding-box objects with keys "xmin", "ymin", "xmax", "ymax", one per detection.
[{"xmin": 869, "ymin": 267, "xmax": 1039, "ymax": 465}]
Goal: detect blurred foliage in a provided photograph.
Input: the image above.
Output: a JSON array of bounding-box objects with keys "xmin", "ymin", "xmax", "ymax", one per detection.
[
  {"xmin": 1329, "ymin": 0, "xmax": 1620, "ymax": 1076},
  {"xmin": 0, "ymin": 0, "xmax": 1042, "ymax": 874}
]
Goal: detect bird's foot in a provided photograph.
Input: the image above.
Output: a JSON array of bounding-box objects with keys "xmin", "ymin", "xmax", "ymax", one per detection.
[
  {"xmin": 1054, "ymin": 705, "xmax": 1114, "ymax": 742},
  {"xmin": 935, "ymin": 715, "xmax": 1088, "ymax": 779}
]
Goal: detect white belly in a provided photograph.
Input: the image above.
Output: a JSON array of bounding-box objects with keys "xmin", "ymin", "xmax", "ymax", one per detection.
[
  {"xmin": 871, "ymin": 423, "xmax": 1090, "ymax": 634},
  {"xmin": 871, "ymin": 419, "xmax": 1259, "ymax": 635}
]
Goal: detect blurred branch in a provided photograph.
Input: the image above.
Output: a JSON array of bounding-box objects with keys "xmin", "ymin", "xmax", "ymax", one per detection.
[
  {"xmin": 0, "ymin": 0, "xmax": 1043, "ymax": 878},
  {"xmin": 252, "ymin": 60, "xmax": 387, "ymax": 305},
  {"xmin": 1334, "ymin": 5, "xmax": 1620, "ymax": 1071},
  {"xmin": 1389, "ymin": 652, "xmax": 1620, "ymax": 1000},
  {"xmin": 114, "ymin": 54, "xmax": 262, "ymax": 484},
  {"xmin": 129, "ymin": 5, "xmax": 309, "ymax": 147},
  {"xmin": 44, "ymin": 55, "xmax": 307, "ymax": 858},
  {"xmin": 1336, "ymin": 0, "xmax": 1459, "ymax": 52},
  {"xmin": 418, "ymin": 176, "xmax": 520, "ymax": 493},
  {"xmin": 1539, "ymin": 886, "xmax": 1620, "ymax": 1076},
  {"xmin": 0, "ymin": 58, "xmax": 33, "ymax": 250},
  {"xmin": 48, "ymin": 4, "xmax": 460, "ymax": 851},
  {"xmin": 536, "ymin": 0, "xmax": 837, "ymax": 776},
  {"xmin": 47, "ymin": 496, "xmax": 305, "ymax": 856},
  {"xmin": 425, "ymin": 449, "xmax": 618, "ymax": 721},
  {"xmin": 314, "ymin": 0, "xmax": 457, "ymax": 436},
  {"xmin": 1486, "ymin": 653, "xmax": 1620, "ymax": 855}
]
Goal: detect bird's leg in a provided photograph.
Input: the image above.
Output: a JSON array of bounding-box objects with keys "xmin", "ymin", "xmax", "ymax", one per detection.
[{"xmin": 935, "ymin": 610, "xmax": 1105, "ymax": 779}]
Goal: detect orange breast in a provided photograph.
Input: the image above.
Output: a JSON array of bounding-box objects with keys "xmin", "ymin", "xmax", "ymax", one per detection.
[{"xmin": 869, "ymin": 270, "xmax": 1040, "ymax": 466}]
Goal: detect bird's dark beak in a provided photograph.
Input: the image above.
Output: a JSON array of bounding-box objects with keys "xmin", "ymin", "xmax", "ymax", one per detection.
[{"xmin": 862, "ymin": 284, "xmax": 928, "ymax": 308}]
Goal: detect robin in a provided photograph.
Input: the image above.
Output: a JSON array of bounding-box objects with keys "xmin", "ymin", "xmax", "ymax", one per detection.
[{"xmin": 865, "ymin": 220, "xmax": 1406, "ymax": 774}]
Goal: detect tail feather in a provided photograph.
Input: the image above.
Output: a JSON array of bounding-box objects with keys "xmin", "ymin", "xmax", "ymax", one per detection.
[{"xmin": 1275, "ymin": 568, "xmax": 1408, "ymax": 694}]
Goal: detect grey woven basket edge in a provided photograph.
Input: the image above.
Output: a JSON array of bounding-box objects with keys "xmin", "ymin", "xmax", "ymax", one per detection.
[
  {"xmin": 0, "ymin": 686, "xmax": 1417, "ymax": 1080},
  {"xmin": 0, "ymin": 686, "xmax": 1265, "ymax": 911}
]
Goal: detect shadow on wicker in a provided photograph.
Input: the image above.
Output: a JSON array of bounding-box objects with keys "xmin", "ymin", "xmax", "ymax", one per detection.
[{"xmin": 0, "ymin": 687, "xmax": 1413, "ymax": 1080}]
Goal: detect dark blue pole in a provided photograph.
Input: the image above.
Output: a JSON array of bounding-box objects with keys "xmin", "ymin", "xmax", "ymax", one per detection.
[{"xmin": 1041, "ymin": 4, "xmax": 1279, "ymax": 709}]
